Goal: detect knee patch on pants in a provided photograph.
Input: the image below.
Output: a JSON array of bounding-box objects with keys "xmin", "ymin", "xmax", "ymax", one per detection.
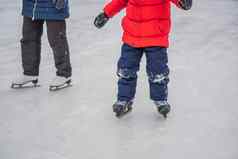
[
  {"xmin": 148, "ymin": 73, "xmax": 169, "ymax": 84},
  {"xmin": 117, "ymin": 69, "xmax": 137, "ymax": 80}
]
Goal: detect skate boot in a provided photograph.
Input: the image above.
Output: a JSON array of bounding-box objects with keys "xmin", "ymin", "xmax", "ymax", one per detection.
[
  {"xmin": 49, "ymin": 76, "xmax": 72, "ymax": 91},
  {"xmin": 154, "ymin": 101, "xmax": 171, "ymax": 118},
  {"xmin": 113, "ymin": 100, "xmax": 133, "ymax": 118},
  {"xmin": 11, "ymin": 75, "xmax": 39, "ymax": 89}
]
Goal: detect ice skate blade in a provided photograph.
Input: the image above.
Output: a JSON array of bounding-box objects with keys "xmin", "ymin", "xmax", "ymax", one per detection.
[
  {"xmin": 162, "ymin": 113, "xmax": 167, "ymax": 118},
  {"xmin": 159, "ymin": 111, "xmax": 169, "ymax": 119},
  {"xmin": 11, "ymin": 83, "xmax": 40, "ymax": 89},
  {"xmin": 49, "ymin": 83, "xmax": 72, "ymax": 92}
]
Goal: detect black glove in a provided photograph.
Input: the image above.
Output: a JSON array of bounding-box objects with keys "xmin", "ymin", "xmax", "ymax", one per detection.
[
  {"xmin": 179, "ymin": 0, "xmax": 192, "ymax": 10},
  {"xmin": 94, "ymin": 12, "xmax": 109, "ymax": 29},
  {"xmin": 52, "ymin": 0, "xmax": 66, "ymax": 10}
]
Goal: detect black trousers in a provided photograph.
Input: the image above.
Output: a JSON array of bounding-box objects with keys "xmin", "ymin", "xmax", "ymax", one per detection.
[{"xmin": 21, "ymin": 16, "xmax": 72, "ymax": 78}]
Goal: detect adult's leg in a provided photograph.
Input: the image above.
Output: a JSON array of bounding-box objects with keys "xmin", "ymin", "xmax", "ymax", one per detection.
[
  {"xmin": 46, "ymin": 20, "xmax": 72, "ymax": 78},
  {"xmin": 21, "ymin": 16, "xmax": 44, "ymax": 76}
]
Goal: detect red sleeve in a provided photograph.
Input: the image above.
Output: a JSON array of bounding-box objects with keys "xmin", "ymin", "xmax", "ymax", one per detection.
[
  {"xmin": 103, "ymin": 0, "xmax": 128, "ymax": 18},
  {"xmin": 170, "ymin": 0, "xmax": 181, "ymax": 8}
]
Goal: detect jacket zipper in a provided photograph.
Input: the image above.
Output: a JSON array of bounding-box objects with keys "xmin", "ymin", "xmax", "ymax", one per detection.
[{"xmin": 32, "ymin": 0, "xmax": 38, "ymax": 20}]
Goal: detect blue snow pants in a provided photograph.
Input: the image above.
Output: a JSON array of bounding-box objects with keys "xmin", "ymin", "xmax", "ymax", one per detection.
[{"xmin": 117, "ymin": 43, "xmax": 169, "ymax": 102}]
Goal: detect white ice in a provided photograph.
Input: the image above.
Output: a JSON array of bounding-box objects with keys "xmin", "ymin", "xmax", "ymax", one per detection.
[{"xmin": 0, "ymin": 0, "xmax": 238, "ymax": 159}]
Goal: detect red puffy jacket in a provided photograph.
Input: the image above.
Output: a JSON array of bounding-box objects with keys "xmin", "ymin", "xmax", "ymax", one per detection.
[{"xmin": 104, "ymin": 0, "xmax": 180, "ymax": 47}]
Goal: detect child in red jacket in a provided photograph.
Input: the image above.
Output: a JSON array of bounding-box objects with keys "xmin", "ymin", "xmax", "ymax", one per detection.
[{"xmin": 94, "ymin": 0, "xmax": 192, "ymax": 118}]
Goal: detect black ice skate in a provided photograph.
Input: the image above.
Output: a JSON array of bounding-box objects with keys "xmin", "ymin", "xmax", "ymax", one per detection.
[
  {"xmin": 154, "ymin": 101, "xmax": 171, "ymax": 118},
  {"xmin": 11, "ymin": 75, "xmax": 39, "ymax": 89},
  {"xmin": 49, "ymin": 76, "xmax": 72, "ymax": 91},
  {"xmin": 113, "ymin": 100, "xmax": 133, "ymax": 118}
]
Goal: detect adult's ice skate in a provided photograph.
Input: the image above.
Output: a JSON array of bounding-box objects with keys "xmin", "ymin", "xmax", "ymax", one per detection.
[
  {"xmin": 154, "ymin": 101, "xmax": 171, "ymax": 118},
  {"xmin": 49, "ymin": 76, "xmax": 72, "ymax": 91},
  {"xmin": 113, "ymin": 101, "xmax": 133, "ymax": 118},
  {"xmin": 11, "ymin": 75, "xmax": 39, "ymax": 89}
]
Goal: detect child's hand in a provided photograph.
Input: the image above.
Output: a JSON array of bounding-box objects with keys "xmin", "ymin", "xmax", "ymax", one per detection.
[
  {"xmin": 94, "ymin": 12, "xmax": 109, "ymax": 29},
  {"xmin": 52, "ymin": 0, "xmax": 66, "ymax": 10},
  {"xmin": 178, "ymin": 0, "xmax": 192, "ymax": 10}
]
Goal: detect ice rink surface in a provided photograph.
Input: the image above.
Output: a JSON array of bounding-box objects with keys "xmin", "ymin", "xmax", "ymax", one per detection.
[{"xmin": 0, "ymin": 0, "xmax": 238, "ymax": 159}]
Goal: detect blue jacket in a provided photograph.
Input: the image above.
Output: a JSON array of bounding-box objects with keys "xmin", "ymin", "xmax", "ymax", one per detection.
[{"xmin": 22, "ymin": 0, "xmax": 70, "ymax": 20}]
